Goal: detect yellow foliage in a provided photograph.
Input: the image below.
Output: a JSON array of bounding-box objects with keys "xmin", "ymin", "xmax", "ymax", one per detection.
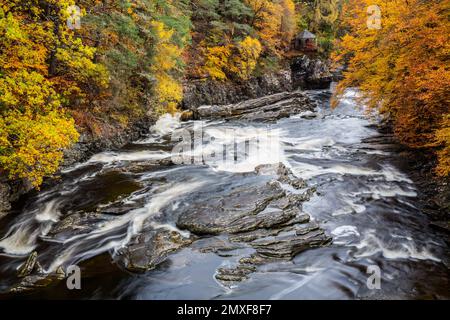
[
  {"xmin": 229, "ymin": 37, "xmax": 262, "ymax": 80},
  {"xmin": 0, "ymin": 110, "xmax": 79, "ymax": 188},
  {"xmin": 334, "ymin": 0, "xmax": 450, "ymax": 176},
  {"xmin": 201, "ymin": 37, "xmax": 261, "ymax": 81},
  {"xmin": 153, "ymin": 73, "xmax": 183, "ymax": 114},
  {"xmin": 203, "ymin": 46, "xmax": 232, "ymax": 81},
  {"xmin": 312, "ymin": 0, "xmax": 339, "ymax": 29},
  {"xmin": 0, "ymin": 1, "xmax": 107, "ymax": 187},
  {"xmin": 150, "ymin": 21, "xmax": 184, "ymax": 114}
]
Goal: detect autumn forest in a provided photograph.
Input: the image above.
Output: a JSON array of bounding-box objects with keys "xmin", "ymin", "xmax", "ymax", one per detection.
[
  {"xmin": 0, "ymin": 0, "xmax": 448, "ymax": 188},
  {"xmin": 0, "ymin": 0, "xmax": 449, "ymax": 302}
]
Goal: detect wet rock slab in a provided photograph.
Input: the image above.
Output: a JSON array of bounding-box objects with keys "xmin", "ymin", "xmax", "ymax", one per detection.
[
  {"xmin": 216, "ymin": 222, "xmax": 331, "ymax": 284},
  {"xmin": 7, "ymin": 251, "xmax": 66, "ymax": 294},
  {"xmin": 249, "ymin": 226, "xmax": 331, "ymax": 259},
  {"xmin": 116, "ymin": 229, "xmax": 193, "ymax": 272},
  {"xmin": 175, "ymin": 163, "xmax": 332, "ymax": 285},
  {"xmin": 191, "ymin": 91, "xmax": 317, "ymax": 122},
  {"xmin": 177, "ymin": 182, "xmax": 287, "ymax": 235}
]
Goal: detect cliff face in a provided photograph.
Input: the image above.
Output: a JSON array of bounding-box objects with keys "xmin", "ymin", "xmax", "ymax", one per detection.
[
  {"xmin": 182, "ymin": 56, "xmax": 333, "ymax": 109},
  {"xmin": 0, "ymin": 180, "xmax": 11, "ymax": 219},
  {"xmin": 181, "ymin": 70, "xmax": 293, "ymax": 109},
  {"xmin": 291, "ymin": 55, "xmax": 333, "ymax": 90}
]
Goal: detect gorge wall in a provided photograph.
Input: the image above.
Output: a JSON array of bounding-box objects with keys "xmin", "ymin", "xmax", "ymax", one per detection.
[{"xmin": 182, "ymin": 56, "xmax": 332, "ymax": 109}]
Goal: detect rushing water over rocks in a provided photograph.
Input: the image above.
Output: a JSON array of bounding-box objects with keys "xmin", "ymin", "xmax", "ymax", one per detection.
[{"xmin": 0, "ymin": 86, "xmax": 448, "ymax": 299}]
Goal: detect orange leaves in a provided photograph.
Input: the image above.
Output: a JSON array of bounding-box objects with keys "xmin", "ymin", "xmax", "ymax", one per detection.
[
  {"xmin": 334, "ymin": 0, "xmax": 450, "ymax": 176},
  {"xmin": 245, "ymin": 0, "xmax": 282, "ymax": 56},
  {"xmin": 190, "ymin": 0, "xmax": 297, "ymax": 80},
  {"xmin": 279, "ymin": 0, "xmax": 297, "ymax": 50},
  {"xmin": 435, "ymin": 115, "xmax": 450, "ymax": 176}
]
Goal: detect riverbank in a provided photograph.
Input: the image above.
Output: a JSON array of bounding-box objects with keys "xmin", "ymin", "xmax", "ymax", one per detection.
[
  {"xmin": 374, "ymin": 124, "xmax": 450, "ymax": 236},
  {"xmin": 0, "ymin": 115, "xmax": 157, "ymax": 219},
  {"xmin": 0, "ymin": 56, "xmax": 333, "ymax": 218},
  {"xmin": 404, "ymin": 151, "xmax": 450, "ymax": 235}
]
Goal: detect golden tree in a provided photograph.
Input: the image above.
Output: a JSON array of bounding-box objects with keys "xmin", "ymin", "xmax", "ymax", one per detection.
[{"xmin": 333, "ymin": 0, "xmax": 450, "ymax": 176}]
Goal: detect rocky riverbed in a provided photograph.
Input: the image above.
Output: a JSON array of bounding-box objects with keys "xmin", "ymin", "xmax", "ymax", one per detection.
[
  {"xmin": 0, "ymin": 91, "xmax": 331, "ymax": 293},
  {"xmin": 0, "ymin": 80, "xmax": 448, "ymax": 299}
]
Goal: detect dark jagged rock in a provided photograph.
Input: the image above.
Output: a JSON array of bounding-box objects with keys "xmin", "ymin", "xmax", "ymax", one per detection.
[
  {"xmin": 17, "ymin": 251, "xmax": 38, "ymax": 278},
  {"xmin": 177, "ymin": 182, "xmax": 287, "ymax": 235},
  {"xmin": 191, "ymin": 91, "xmax": 316, "ymax": 122},
  {"xmin": 47, "ymin": 212, "xmax": 103, "ymax": 237},
  {"xmin": 117, "ymin": 229, "xmax": 193, "ymax": 272},
  {"xmin": 215, "ymin": 264, "xmax": 257, "ymax": 283},
  {"xmin": 192, "ymin": 238, "xmax": 244, "ymax": 255},
  {"xmin": 182, "ymin": 70, "xmax": 292, "ymax": 109},
  {"xmin": 215, "ymin": 223, "xmax": 331, "ymax": 284},
  {"xmin": 229, "ymin": 228, "xmax": 289, "ymax": 243},
  {"xmin": 175, "ymin": 162, "xmax": 331, "ymax": 285},
  {"xmin": 177, "ymin": 163, "xmax": 316, "ymax": 237},
  {"xmin": 430, "ymin": 221, "xmax": 450, "ymax": 234},
  {"xmin": 228, "ymin": 214, "xmax": 310, "ymax": 243},
  {"xmin": 255, "ymin": 163, "xmax": 307, "ymax": 189},
  {"xmin": 250, "ymin": 227, "xmax": 331, "ymax": 259},
  {"xmin": 9, "ymin": 267, "xmax": 66, "ymax": 294},
  {"xmin": 291, "ymin": 55, "xmax": 333, "ymax": 90},
  {"xmin": 122, "ymin": 158, "xmax": 174, "ymax": 173},
  {"xmin": 0, "ymin": 181, "xmax": 11, "ymax": 219},
  {"xmin": 0, "ymin": 177, "xmax": 33, "ymax": 220},
  {"xmin": 9, "ymin": 252, "xmax": 66, "ymax": 294}
]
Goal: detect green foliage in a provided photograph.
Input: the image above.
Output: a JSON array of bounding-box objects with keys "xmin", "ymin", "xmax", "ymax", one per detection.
[{"xmin": 191, "ymin": 0, "xmax": 297, "ymax": 78}]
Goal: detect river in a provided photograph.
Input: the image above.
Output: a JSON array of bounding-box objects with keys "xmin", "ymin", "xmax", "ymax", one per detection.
[{"xmin": 0, "ymin": 86, "xmax": 448, "ymax": 299}]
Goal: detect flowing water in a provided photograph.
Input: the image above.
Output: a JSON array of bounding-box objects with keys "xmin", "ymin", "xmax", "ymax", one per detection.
[{"xmin": 0, "ymin": 86, "xmax": 448, "ymax": 299}]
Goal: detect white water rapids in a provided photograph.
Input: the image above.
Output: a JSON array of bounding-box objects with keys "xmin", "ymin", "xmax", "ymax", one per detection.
[{"xmin": 0, "ymin": 87, "xmax": 448, "ymax": 299}]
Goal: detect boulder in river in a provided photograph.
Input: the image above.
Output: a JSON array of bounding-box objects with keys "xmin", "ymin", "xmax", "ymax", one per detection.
[
  {"xmin": 116, "ymin": 229, "xmax": 193, "ymax": 272},
  {"xmin": 175, "ymin": 163, "xmax": 332, "ymax": 285},
  {"xmin": 9, "ymin": 268, "xmax": 66, "ymax": 294},
  {"xmin": 8, "ymin": 252, "xmax": 65, "ymax": 294},
  {"xmin": 17, "ymin": 251, "xmax": 39, "ymax": 278},
  {"xmin": 215, "ymin": 224, "xmax": 331, "ymax": 284},
  {"xmin": 291, "ymin": 55, "xmax": 333, "ymax": 90}
]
